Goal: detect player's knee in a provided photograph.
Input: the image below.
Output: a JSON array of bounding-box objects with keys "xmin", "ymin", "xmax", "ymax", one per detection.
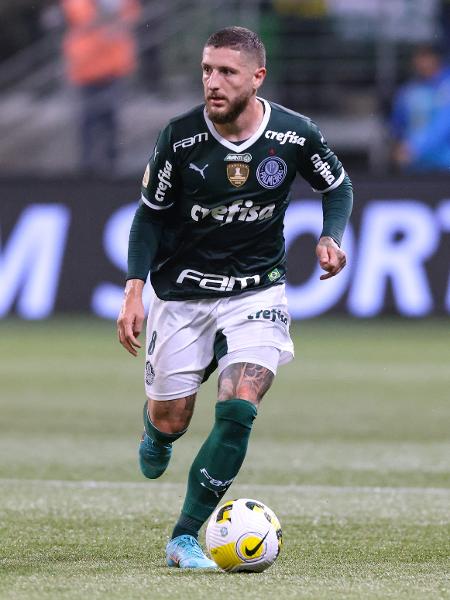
[
  {"xmin": 150, "ymin": 415, "xmax": 189, "ymax": 434},
  {"xmin": 147, "ymin": 396, "xmax": 195, "ymax": 434}
]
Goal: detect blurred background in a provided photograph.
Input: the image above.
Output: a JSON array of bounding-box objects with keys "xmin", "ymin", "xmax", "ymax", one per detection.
[{"xmin": 0, "ymin": 0, "xmax": 449, "ymax": 320}]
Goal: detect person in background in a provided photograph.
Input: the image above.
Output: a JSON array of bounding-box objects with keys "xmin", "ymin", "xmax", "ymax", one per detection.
[
  {"xmin": 61, "ymin": 0, "xmax": 140, "ymax": 174},
  {"xmin": 390, "ymin": 44, "xmax": 450, "ymax": 171}
]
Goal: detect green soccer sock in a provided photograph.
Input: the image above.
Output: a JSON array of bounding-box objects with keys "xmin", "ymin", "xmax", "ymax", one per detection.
[
  {"xmin": 171, "ymin": 398, "xmax": 257, "ymax": 539},
  {"xmin": 143, "ymin": 402, "xmax": 187, "ymax": 445}
]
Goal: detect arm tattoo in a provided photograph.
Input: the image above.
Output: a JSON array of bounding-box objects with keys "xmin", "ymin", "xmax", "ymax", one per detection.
[{"xmin": 218, "ymin": 363, "xmax": 274, "ymax": 404}]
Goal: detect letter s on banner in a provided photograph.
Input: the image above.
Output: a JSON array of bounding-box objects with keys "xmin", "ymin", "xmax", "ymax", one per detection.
[{"xmin": 91, "ymin": 203, "xmax": 150, "ymax": 319}]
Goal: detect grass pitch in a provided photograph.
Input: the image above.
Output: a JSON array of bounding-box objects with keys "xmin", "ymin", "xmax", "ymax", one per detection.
[{"xmin": 0, "ymin": 318, "xmax": 449, "ymax": 599}]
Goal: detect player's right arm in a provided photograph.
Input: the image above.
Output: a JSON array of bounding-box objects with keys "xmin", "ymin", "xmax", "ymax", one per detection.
[
  {"xmin": 117, "ymin": 124, "xmax": 179, "ymax": 355},
  {"xmin": 117, "ymin": 277, "xmax": 146, "ymax": 356}
]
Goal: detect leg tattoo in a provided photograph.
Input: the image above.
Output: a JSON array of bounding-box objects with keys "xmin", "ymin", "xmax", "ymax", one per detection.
[{"xmin": 218, "ymin": 363, "xmax": 274, "ymax": 405}]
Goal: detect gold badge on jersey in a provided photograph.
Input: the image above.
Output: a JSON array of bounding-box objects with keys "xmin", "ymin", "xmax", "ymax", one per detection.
[{"xmin": 227, "ymin": 163, "xmax": 249, "ymax": 187}]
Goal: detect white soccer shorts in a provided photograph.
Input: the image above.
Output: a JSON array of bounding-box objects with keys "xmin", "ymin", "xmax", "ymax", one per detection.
[{"xmin": 144, "ymin": 284, "xmax": 294, "ymax": 400}]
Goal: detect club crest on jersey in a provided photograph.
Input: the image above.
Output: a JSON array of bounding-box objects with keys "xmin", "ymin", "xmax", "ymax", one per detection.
[
  {"xmin": 145, "ymin": 361, "xmax": 155, "ymax": 386},
  {"xmin": 256, "ymin": 156, "xmax": 287, "ymax": 189},
  {"xmin": 227, "ymin": 163, "xmax": 250, "ymax": 187}
]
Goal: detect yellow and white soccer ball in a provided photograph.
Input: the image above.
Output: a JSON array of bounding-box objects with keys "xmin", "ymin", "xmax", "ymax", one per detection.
[{"xmin": 206, "ymin": 498, "xmax": 282, "ymax": 572}]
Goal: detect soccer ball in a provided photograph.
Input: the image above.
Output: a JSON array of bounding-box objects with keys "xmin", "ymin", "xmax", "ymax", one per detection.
[{"xmin": 205, "ymin": 498, "xmax": 282, "ymax": 572}]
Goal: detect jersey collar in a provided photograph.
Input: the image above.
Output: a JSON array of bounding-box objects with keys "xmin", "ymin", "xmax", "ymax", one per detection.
[{"xmin": 203, "ymin": 97, "xmax": 271, "ymax": 152}]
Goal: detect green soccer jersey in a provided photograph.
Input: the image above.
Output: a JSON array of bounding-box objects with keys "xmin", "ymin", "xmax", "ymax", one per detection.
[{"xmin": 140, "ymin": 98, "xmax": 346, "ymax": 300}]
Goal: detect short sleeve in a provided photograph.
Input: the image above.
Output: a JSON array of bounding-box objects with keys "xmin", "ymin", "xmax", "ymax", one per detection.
[
  {"xmin": 140, "ymin": 124, "xmax": 180, "ymax": 212},
  {"xmin": 297, "ymin": 121, "xmax": 345, "ymax": 193}
]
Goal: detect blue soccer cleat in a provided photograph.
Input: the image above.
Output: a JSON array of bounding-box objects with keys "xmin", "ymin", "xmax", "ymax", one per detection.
[
  {"xmin": 139, "ymin": 432, "xmax": 172, "ymax": 479},
  {"xmin": 166, "ymin": 535, "xmax": 218, "ymax": 569}
]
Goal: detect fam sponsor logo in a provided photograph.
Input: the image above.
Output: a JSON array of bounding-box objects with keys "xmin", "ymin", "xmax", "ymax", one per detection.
[
  {"xmin": 256, "ymin": 156, "xmax": 287, "ymax": 189},
  {"xmin": 247, "ymin": 307, "xmax": 289, "ymax": 325},
  {"xmin": 224, "ymin": 152, "xmax": 252, "ymax": 163},
  {"xmin": 155, "ymin": 160, "xmax": 173, "ymax": 202},
  {"xmin": 310, "ymin": 153, "xmax": 335, "ymax": 186},
  {"xmin": 265, "ymin": 130, "xmax": 306, "ymax": 146},
  {"xmin": 191, "ymin": 199, "xmax": 275, "ymax": 224},
  {"xmin": 173, "ymin": 132, "xmax": 208, "ymax": 152},
  {"xmin": 176, "ymin": 269, "xmax": 260, "ymax": 292},
  {"xmin": 200, "ymin": 468, "xmax": 234, "ymax": 492}
]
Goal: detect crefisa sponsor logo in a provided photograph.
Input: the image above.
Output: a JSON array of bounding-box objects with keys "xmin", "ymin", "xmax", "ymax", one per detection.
[
  {"xmin": 265, "ymin": 130, "xmax": 306, "ymax": 146},
  {"xmin": 191, "ymin": 199, "xmax": 275, "ymax": 224},
  {"xmin": 247, "ymin": 307, "xmax": 289, "ymax": 325},
  {"xmin": 155, "ymin": 160, "xmax": 173, "ymax": 202},
  {"xmin": 310, "ymin": 153, "xmax": 335, "ymax": 186}
]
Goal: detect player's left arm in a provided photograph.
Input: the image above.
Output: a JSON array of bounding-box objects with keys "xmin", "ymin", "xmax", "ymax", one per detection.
[{"xmin": 297, "ymin": 120, "xmax": 353, "ymax": 280}]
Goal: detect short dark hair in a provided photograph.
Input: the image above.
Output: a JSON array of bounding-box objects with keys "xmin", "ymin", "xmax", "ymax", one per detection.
[{"xmin": 205, "ymin": 26, "xmax": 266, "ymax": 67}]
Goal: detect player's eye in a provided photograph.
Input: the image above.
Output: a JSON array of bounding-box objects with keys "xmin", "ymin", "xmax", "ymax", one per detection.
[{"xmin": 202, "ymin": 65, "xmax": 211, "ymax": 74}]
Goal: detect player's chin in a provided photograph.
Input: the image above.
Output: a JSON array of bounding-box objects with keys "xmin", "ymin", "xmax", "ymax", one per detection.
[{"xmin": 207, "ymin": 104, "xmax": 230, "ymax": 122}]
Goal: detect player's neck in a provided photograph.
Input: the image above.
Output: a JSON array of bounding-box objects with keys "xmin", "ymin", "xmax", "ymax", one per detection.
[{"xmin": 212, "ymin": 97, "xmax": 264, "ymax": 142}]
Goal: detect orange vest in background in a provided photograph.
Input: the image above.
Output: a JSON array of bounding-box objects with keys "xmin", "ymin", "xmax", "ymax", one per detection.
[{"xmin": 62, "ymin": 0, "xmax": 140, "ymax": 85}]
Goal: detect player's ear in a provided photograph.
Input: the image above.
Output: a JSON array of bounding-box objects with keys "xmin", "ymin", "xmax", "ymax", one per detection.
[{"xmin": 253, "ymin": 66, "xmax": 266, "ymax": 90}]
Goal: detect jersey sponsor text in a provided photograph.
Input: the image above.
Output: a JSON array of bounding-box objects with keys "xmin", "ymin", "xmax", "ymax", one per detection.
[
  {"xmin": 173, "ymin": 132, "xmax": 208, "ymax": 152},
  {"xmin": 176, "ymin": 269, "xmax": 261, "ymax": 292},
  {"xmin": 310, "ymin": 153, "xmax": 335, "ymax": 186},
  {"xmin": 224, "ymin": 152, "xmax": 252, "ymax": 163},
  {"xmin": 191, "ymin": 200, "xmax": 275, "ymax": 224},
  {"xmin": 265, "ymin": 130, "xmax": 306, "ymax": 146},
  {"xmin": 155, "ymin": 160, "xmax": 173, "ymax": 202},
  {"xmin": 247, "ymin": 307, "xmax": 288, "ymax": 325}
]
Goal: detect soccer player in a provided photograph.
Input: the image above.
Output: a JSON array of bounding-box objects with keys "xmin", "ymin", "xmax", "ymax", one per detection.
[{"xmin": 117, "ymin": 26, "xmax": 352, "ymax": 569}]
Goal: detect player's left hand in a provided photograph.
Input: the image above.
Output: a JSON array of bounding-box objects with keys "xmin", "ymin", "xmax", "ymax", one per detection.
[{"xmin": 315, "ymin": 236, "xmax": 347, "ymax": 280}]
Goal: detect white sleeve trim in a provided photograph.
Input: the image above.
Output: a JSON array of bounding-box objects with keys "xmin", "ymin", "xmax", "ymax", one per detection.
[
  {"xmin": 141, "ymin": 194, "xmax": 174, "ymax": 211},
  {"xmin": 313, "ymin": 169, "xmax": 346, "ymax": 194}
]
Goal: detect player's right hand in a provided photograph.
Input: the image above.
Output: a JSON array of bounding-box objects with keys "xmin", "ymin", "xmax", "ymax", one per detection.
[{"xmin": 117, "ymin": 279, "xmax": 145, "ymax": 356}]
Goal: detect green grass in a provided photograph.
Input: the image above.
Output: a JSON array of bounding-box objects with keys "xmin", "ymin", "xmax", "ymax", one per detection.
[{"xmin": 0, "ymin": 317, "xmax": 449, "ymax": 599}]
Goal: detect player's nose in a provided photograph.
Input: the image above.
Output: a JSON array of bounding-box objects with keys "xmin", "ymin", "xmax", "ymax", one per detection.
[{"xmin": 206, "ymin": 69, "xmax": 220, "ymax": 90}]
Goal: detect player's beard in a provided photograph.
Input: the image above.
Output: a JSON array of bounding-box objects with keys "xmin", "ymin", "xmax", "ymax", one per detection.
[{"xmin": 206, "ymin": 90, "xmax": 252, "ymax": 124}]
